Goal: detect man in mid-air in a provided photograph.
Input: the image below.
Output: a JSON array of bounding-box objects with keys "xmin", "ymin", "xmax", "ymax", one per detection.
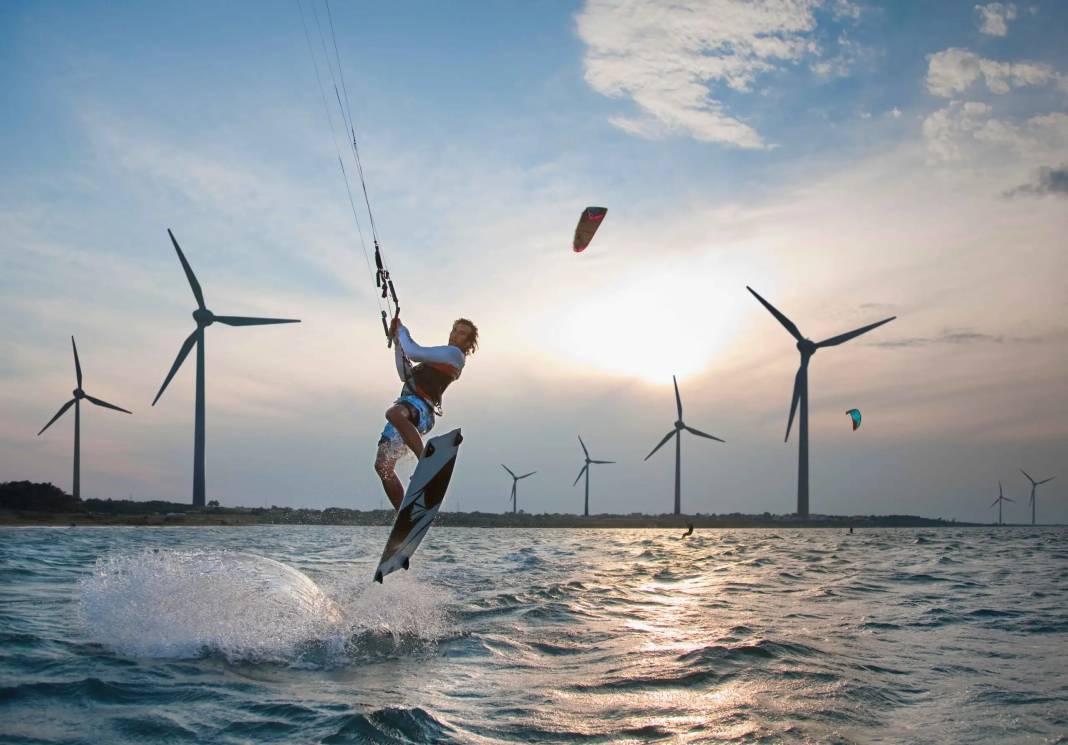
[{"xmin": 374, "ymin": 316, "xmax": 478, "ymax": 509}]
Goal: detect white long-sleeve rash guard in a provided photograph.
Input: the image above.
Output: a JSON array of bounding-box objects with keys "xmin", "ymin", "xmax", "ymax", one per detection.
[{"xmin": 393, "ymin": 324, "xmax": 466, "ymax": 382}]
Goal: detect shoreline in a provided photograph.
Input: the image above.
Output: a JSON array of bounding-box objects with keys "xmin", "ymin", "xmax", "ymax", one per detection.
[{"xmin": 0, "ymin": 510, "xmax": 1006, "ymax": 529}]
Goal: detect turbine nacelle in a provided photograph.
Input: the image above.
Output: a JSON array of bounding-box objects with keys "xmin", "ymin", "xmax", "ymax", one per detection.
[
  {"xmin": 797, "ymin": 338, "xmax": 817, "ymax": 356},
  {"xmin": 73, "ymin": 388, "xmax": 85, "ymax": 400},
  {"xmin": 193, "ymin": 308, "xmax": 215, "ymax": 327}
]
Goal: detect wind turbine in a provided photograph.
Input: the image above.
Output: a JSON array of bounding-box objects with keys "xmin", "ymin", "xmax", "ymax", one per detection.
[
  {"xmin": 38, "ymin": 336, "xmax": 131, "ymax": 499},
  {"xmin": 644, "ymin": 375, "xmax": 724, "ymax": 516},
  {"xmin": 991, "ymin": 481, "xmax": 1014, "ymax": 526},
  {"xmin": 1020, "ymin": 469, "xmax": 1055, "ymax": 526},
  {"xmin": 747, "ymin": 286, "xmax": 895, "ymax": 518},
  {"xmin": 152, "ymin": 230, "xmax": 300, "ymax": 507},
  {"xmin": 574, "ymin": 436, "xmax": 614, "ymax": 517},
  {"xmin": 501, "ymin": 464, "xmax": 536, "ymax": 514}
]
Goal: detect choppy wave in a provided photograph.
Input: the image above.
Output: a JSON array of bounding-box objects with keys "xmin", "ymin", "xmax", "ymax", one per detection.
[{"xmin": 2, "ymin": 526, "xmax": 1066, "ymax": 744}]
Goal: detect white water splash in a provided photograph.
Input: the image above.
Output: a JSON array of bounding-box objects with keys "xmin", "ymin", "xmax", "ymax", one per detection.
[
  {"xmin": 79, "ymin": 549, "xmax": 454, "ymax": 663},
  {"xmin": 80, "ymin": 550, "xmax": 344, "ymax": 661},
  {"xmin": 330, "ymin": 571, "xmax": 454, "ymax": 651}
]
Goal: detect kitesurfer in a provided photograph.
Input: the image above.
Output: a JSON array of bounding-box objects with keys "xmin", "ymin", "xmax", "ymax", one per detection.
[{"xmin": 374, "ymin": 316, "xmax": 478, "ymax": 509}]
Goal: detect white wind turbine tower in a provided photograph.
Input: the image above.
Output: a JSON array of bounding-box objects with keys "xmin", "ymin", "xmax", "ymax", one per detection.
[
  {"xmin": 152, "ymin": 230, "xmax": 300, "ymax": 507},
  {"xmin": 574, "ymin": 436, "xmax": 614, "ymax": 517},
  {"xmin": 501, "ymin": 464, "xmax": 536, "ymax": 514},
  {"xmin": 747, "ymin": 286, "xmax": 895, "ymax": 517},
  {"xmin": 38, "ymin": 336, "xmax": 131, "ymax": 499},
  {"xmin": 1020, "ymin": 469, "xmax": 1054, "ymax": 526},
  {"xmin": 991, "ymin": 481, "xmax": 1014, "ymax": 526},
  {"xmin": 644, "ymin": 375, "xmax": 724, "ymax": 516}
]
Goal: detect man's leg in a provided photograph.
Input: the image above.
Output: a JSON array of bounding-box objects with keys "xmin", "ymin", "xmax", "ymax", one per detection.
[
  {"xmin": 374, "ymin": 442, "xmax": 405, "ymax": 510},
  {"xmin": 386, "ymin": 403, "xmax": 424, "ymax": 458}
]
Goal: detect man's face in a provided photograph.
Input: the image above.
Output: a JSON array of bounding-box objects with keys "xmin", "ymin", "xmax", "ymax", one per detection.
[{"xmin": 449, "ymin": 322, "xmax": 475, "ymax": 350}]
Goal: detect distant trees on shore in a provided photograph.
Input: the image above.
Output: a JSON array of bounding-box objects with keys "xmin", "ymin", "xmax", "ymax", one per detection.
[
  {"xmin": 0, "ymin": 481, "xmax": 82, "ymax": 512},
  {"xmin": 1, "ymin": 481, "xmax": 972, "ymax": 527}
]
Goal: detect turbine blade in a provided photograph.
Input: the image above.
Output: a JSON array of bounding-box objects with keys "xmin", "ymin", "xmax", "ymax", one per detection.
[
  {"xmin": 673, "ymin": 375, "xmax": 682, "ymax": 420},
  {"xmin": 85, "ymin": 395, "xmax": 132, "ymax": 414},
  {"xmin": 38, "ymin": 399, "xmax": 76, "ymax": 436},
  {"xmin": 592, "ymin": 460, "xmax": 615, "ymax": 464},
  {"xmin": 1020, "ymin": 468, "xmax": 1035, "ymax": 485},
  {"xmin": 747, "ymin": 286, "xmax": 803, "ymax": 341},
  {"xmin": 1003, "ymin": 497, "xmax": 1015, "ymax": 503},
  {"xmin": 152, "ymin": 330, "xmax": 198, "ymax": 405},
  {"xmin": 169, "ymin": 229, "xmax": 206, "ymax": 310},
  {"xmin": 578, "ymin": 435, "xmax": 589, "ymax": 459},
  {"xmin": 990, "ymin": 498, "xmax": 999, "ymax": 507},
  {"xmin": 501, "ymin": 464, "xmax": 516, "ymax": 478},
  {"xmin": 644, "ymin": 430, "xmax": 675, "ymax": 461},
  {"xmin": 815, "ymin": 316, "xmax": 896, "ymax": 348},
  {"xmin": 214, "ymin": 315, "xmax": 301, "ymax": 326},
  {"xmin": 71, "ymin": 336, "xmax": 82, "ymax": 388},
  {"xmin": 785, "ymin": 366, "xmax": 802, "ymax": 442},
  {"xmin": 518, "ymin": 471, "xmax": 536, "ymax": 479},
  {"xmin": 573, "ymin": 466, "xmax": 588, "ymax": 487},
  {"xmin": 1036, "ymin": 476, "xmax": 1054, "ymax": 486},
  {"xmin": 684, "ymin": 425, "xmax": 725, "ymax": 443}
]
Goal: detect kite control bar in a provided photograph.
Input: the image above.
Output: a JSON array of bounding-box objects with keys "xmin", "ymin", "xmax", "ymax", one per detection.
[{"xmin": 374, "ymin": 240, "xmax": 399, "ymax": 346}]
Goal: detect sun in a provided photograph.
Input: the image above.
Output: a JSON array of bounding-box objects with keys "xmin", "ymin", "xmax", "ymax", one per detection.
[{"xmin": 547, "ymin": 262, "xmax": 749, "ymax": 385}]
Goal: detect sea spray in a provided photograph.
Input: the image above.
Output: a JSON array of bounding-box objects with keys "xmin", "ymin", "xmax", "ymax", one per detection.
[
  {"xmin": 80, "ymin": 550, "xmax": 344, "ymax": 661},
  {"xmin": 328, "ymin": 571, "xmax": 456, "ymax": 659},
  {"xmin": 79, "ymin": 548, "xmax": 456, "ymax": 664}
]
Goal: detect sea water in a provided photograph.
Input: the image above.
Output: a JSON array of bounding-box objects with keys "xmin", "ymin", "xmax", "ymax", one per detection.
[{"xmin": 1, "ymin": 526, "xmax": 1065, "ymax": 743}]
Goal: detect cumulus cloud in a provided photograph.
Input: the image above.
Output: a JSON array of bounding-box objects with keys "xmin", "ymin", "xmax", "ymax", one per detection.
[
  {"xmin": 924, "ymin": 101, "xmax": 1068, "ymax": 163},
  {"xmin": 1004, "ymin": 163, "xmax": 1068, "ymax": 197},
  {"xmin": 576, "ymin": 0, "xmax": 851, "ymax": 148},
  {"xmin": 922, "ymin": 100, "xmax": 992, "ymax": 161},
  {"xmin": 974, "ymin": 3, "xmax": 1017, "ymax": 36},
  {"xmin": 926, "ymin": 48, "xmax": 1059, "ymax": 97}
]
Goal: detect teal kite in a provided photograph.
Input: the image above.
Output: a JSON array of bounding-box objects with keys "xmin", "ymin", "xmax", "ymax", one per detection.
[{"xmin": 846, "ymin": 408, "xmax": 862, "ymax": 431}]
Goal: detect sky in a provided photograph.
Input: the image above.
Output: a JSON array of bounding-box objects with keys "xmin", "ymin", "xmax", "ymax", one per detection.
[{"xmin": 1, "ymin": 0, "xmax": 1065, "ymax": 523}]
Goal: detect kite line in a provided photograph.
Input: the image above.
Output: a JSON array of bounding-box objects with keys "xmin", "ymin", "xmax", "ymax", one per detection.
[{"xmin": 296, "ymin": 0, "xmax": 398, "ymax": 344}]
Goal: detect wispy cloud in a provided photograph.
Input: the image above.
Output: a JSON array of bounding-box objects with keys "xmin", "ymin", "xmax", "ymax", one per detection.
[
  {"xmin": 873, "ymin": 328, "xmax": 1006, "ymax": 348},
  {"xmin": 974, "ymin": 3, "xmax": 1017, "ymax": 37},
  {"xmin": 575, "ymin": 0, "xmax": 855, "ymax": 148}
]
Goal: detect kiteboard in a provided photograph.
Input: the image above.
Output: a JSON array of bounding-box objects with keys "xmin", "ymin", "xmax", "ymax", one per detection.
[{"xmin": 374, "ymin": 428, "xmax": 463, "ymax": 583}]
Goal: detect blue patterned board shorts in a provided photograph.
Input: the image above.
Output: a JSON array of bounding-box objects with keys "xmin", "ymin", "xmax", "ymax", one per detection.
[{"xmin": 378, "ymin": 393, "xmax": 435, "ymax": 446}]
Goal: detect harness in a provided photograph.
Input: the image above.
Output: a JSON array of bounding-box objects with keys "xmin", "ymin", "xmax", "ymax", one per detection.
[{"xmin": 406, "ymin": 361, "xmax": 459, "ymax": 417}]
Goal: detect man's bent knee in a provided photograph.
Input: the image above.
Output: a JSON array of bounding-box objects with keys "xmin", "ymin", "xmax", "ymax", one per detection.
[{"xmin": 374, "ymin": 449, "xmax": 396, "ymax": 479}]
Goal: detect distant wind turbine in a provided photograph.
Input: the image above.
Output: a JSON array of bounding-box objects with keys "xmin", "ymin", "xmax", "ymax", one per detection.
[
  {"xmin": 152, "ymin": 230, "xmax": 300, "ymax": 507},
  {"xmin": 501, "ymin": 464, "xmax": 536, "ymax": 514},
  {"xmin": 38, "ymin": 336, "xmax": 131, "ymax": 499},
  {"xmin": 644, "ymin": 375, "xmax": 724, "ymax": 516},
  {"xmin": 747, "ymin": 286, "xmax": 895, "ymax": 518},
  {"xmin": 574, "ymin": 436, "xmax": 614, "ymax": 517},
  {"xmin": 1020, "ymin": 469, "xmax": 1055, "ymax": 526},
  {"xmin": 991, "ymin": 481, "xmax": 1014, "ymax": 526}
]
